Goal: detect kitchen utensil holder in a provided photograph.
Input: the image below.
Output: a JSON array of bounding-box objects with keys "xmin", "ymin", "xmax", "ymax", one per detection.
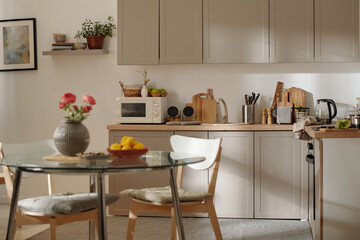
[{"xmin": 242, "ymin": 105, "xmax": 255, "ymax": 124}]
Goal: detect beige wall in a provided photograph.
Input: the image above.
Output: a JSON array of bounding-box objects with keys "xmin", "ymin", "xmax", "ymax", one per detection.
[{"xmin": 1, "ymin": 0, "xmax": 360, "ymax": 198}]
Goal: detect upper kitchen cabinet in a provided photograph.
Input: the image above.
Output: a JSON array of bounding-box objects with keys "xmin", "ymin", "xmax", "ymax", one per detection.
[
  {"xmin": 270, "ymin": 0, "xmax": 314, "ymax": 63},
  {"xmin": 203, "ymin": 0, "xmax": 269, "ymax": 63},
  {"xmin": 315, "ymin": 0, "xmax": 359, "ymax": 62},
  {"xmin": 160, "ymin": 0, "xmax": 202, "ymax": 64},
  {"xmin": 117, "ymin": 0, "xmax": 159, "ymax": 64},
  {"xmin": 118, "ymin": 0, "xmax": 202, "ymax": 65}
]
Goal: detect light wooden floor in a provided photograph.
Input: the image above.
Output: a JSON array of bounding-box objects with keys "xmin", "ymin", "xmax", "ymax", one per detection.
[{"xmin": 0, "ymin": 203, "xmax": 48, "ymax": 240}]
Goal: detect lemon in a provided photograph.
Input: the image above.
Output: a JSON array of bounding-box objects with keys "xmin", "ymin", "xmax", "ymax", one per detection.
[
  {"xmin": 122, "ymin": 145, "xmax": 132, "ymax": 150},
  {"xmin": 123, "ymin": 136, "xmax": 136, "ymax": 147},
  {"xmin": 109, "ymin": 143, "xmax": 121, "ymax": 150},
  {"xmin": 120, "ymin": 136, "xmax": 129, "ymax": 144},
  {"xmin": 133, "ymin": 142, "xmax": 145, "ymax": 150}
]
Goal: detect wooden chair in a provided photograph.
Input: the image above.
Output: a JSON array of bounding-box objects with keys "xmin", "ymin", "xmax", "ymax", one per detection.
[
  {"xmin": 121, "ymin": 135, "xmax": 223, "ymax": 240},
  {"xmin": 0, "ymin": 140, "xmax": 118, "ymax": 240}
]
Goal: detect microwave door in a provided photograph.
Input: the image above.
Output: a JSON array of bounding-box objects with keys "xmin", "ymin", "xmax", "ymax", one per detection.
[{"xmin": 119, "ymin": 102, "xmax": 153, "ymax": 123}]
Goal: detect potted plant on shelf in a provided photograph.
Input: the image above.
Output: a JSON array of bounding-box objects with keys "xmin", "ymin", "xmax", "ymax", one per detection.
[{"xmin": 80, "ymin": 16, "xmax": 116, "ymax": 49}]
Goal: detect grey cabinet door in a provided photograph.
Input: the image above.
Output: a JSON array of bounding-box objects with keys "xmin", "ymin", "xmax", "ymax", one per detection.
[
  {"xmin": 108, "ymin": 131, "xmax": 173, "ymax": 216},
  {"xmin": 315, "ymin": 0, "xmax": 359, "ymax": 62},
  {"xmin": 203, "ymin": 0, "xmax": 269, "ymax": 63},
  {"xmin": 254, "ymin": 132, "xmax": 308, "ymax": 219},
  {"xmin": 209, "ymin": 131, "xmax": 254, "ymax": 218},
  {"xmin": 270, "ymin": 0, "xmax": 314, "ymax": 63},
  {"xmin": 117, "ymin": 0, "xmax": 159, "ymax": 64},
  {"xmin": 160, "ymin": 0, "xmax": 202, "ymax": 64}
]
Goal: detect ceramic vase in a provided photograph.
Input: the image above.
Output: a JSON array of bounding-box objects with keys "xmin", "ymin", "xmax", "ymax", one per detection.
[
  {"xmin": 53, "ymin": 121, "xmax": 90, "ymax": 156},
  {"xmin": 141, "ymin": 85, "xmax": 148, "ymax": 97}
]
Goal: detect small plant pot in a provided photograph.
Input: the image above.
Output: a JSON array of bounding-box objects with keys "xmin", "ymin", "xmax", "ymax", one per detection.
[{"xmin": 86, "ymin": 36, "xmax": 105, "ymax": 49}]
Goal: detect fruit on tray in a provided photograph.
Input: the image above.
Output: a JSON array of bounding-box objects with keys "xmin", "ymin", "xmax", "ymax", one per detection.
[
  {"xmin": 109, "ymin": 136, "xmax": 146, "ymax": 150},
  {"xmin": 335, "ymin": 119, "xmax": 350, "ymax": 129},
  {"xmin": 148, "ymin": 88, "xmax": 167, "ymax": 97}
]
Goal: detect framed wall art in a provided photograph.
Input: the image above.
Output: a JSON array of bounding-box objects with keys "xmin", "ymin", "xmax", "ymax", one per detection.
[{"xmin": 0, "ymin": 18, "xmax": 37, "ymax": 71}]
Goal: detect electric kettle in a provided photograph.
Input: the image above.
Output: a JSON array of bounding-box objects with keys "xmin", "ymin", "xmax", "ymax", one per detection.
[
  {"xmin": 216, "ymin": 98, "xmax": 228, "ymax": 123},
  {"xmin": 315, "ymin": 99, "xmax": 337, "ymax": 123}
]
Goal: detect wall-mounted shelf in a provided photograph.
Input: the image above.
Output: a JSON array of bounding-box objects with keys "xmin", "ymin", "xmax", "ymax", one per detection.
[{"xmin": 42, "ymin": 49, "xmax": 109, "ymax": 56}]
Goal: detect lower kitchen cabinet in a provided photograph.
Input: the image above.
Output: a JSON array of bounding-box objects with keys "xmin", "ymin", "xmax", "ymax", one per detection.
[
  {"xmin": 312, "ymin": 138, "xmax": 360, "ymax": 240},
  {"xmin": 254, "ymin": 132, "xmax": 308, "ymax": 219},
  {"xmin": 108, "ymin": 131, "xmax": 173, "ymax": 216},
  {"xmin": 108, "ymin": 130, "xmax": 308, "ymax": 220},
  {"xmin": 209, "ymin": 132, "xmax": 254, "ymax": 218}
]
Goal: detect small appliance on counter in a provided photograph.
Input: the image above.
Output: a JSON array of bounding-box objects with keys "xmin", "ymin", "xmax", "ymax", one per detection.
[
  {"xmin": 167, "ymin": 106, "xmax": 180, "ymax": 121},
  {"xmin": 115, "ymin": 97, "xmax": 167, "ymax": 124},
  {"xmin": 315, "ymin": 99, "xmax": 337, "ymax": 124},
  {"xmin": 166, "ymin": 106, "xmax": 201, "ymax": 125}
]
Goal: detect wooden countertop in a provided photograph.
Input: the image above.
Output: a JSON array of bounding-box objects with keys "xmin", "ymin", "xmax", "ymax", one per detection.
[
  {"xmin": 107, "ymin": 123, "xmax": 293, "ymax": 131},
  {"xmin": 305, "ymin": 126, "xmax": 360, "ymax": 139}
]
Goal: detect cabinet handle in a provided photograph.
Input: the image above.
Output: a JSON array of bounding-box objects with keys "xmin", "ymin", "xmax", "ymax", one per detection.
[{"xmin": 306, "ymin": 154, "xmax": 314, "ymax": 164}]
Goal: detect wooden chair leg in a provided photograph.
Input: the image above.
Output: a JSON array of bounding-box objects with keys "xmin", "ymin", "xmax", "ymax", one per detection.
[
  {"xmin": 205, "ymin": 200, "xmax": 223, "ymax": 240},
  {"xmin": 170, "ymin": 207, "xmax": 178, "ymax": 240},
  {"xmin": 126, "ymin": 200, "xmax": 139, "ymax": 240},
  {"xmin": 49, "ymin": 217, "xmax": 57, "ymax": 240}
]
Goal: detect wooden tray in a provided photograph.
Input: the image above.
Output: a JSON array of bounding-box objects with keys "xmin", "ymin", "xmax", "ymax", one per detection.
[{"xmin": 319, "ymin": 128, "xmax": 359, "ymax": 132}]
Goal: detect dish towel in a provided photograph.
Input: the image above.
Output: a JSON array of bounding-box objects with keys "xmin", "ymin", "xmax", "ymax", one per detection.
[{"xmin": 293, "ymin": 116, "xmax": 321, "ymax": 140}]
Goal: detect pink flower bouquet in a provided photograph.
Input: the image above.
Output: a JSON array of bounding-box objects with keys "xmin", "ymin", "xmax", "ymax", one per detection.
[{"xmin": 59, "ymin": 93, "xmax": 96, "ymax": 121}]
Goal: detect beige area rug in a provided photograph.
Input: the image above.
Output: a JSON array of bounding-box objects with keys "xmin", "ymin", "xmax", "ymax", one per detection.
[{"xmin": 26, "ymin": 216, "xmax": 312, "ymax": 240}]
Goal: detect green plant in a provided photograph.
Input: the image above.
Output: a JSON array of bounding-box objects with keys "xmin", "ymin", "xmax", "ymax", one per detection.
[
  {"xmin": 80, "ymin": 16, "xmax": 116, "ymax": 38},
  {"xmin": 297, "ymin": 105, "xmax": 307, "ymax": 112}
]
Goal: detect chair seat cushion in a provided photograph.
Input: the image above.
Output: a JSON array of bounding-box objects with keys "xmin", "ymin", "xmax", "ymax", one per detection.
[
  {"xmin": 18, "ymin": 192, "xmax": 119, "ymax": 215},
  {"xmin": 120, "ymin": 186, "xmax": 212, "ymax": 204}
]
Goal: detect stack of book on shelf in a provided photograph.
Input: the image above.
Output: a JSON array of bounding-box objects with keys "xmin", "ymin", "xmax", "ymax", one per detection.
[{"xmin": 52, "ymin": 42, "xmax": 74, "ymax": 51}]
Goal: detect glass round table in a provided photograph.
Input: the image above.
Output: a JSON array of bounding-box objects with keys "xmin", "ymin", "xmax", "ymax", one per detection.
[{"xmin": 0, "ymin": 150, "xmax": 205, "ymax": 240}]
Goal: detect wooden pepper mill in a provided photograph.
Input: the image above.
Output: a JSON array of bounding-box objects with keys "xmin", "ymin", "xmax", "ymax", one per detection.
[
  {"xmin": 267, "ymin": 108, "xmax": 273, "ymax": 124},
  {"xmin": 262, "ymin": 108, "xmax": 267, "ymax": 124}
]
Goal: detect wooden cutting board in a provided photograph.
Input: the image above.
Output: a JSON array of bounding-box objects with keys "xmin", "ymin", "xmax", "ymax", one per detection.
[
  {"xmin": 287, "ymin": 87, "xmax": 306, "ymax": 107},
  {"xmin": 271, "ymin": 81, "xmax": 284, "ymax": 110},
  {"xmin": 192, "ymin": 93, "xmax": 207, "ymax": 121},
  {"xmin": 201, "ymin": 89, "xmax": 217, "ymax": 123},
  {"xmin": 277, "ymin": 91, "xmax": 294, "ymax": 107}
]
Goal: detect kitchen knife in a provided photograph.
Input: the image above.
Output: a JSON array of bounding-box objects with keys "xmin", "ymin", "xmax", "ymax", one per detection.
[{"xmin": 253, "ymin": 93, "xmax": 260, "ymax": 104}]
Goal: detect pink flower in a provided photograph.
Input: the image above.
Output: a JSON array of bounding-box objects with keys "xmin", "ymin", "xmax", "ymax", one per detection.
[
  {"xmin": 83, "ymin": 105, "xmax": 92, "ymax": 113},
  {"xmin": 58, "ymin": 93, "xmax": 96, "ymax": 121},
  {"xmin": 61, "ymin": 93, "xmax": 76, "ymax": 105},
  {"xmin": 59, "ymin": 102, "xmax": 66, "ymax": 109},
  {"xmin": 82, "ymin": 94, "xmax": 96, "ymax": 105}
]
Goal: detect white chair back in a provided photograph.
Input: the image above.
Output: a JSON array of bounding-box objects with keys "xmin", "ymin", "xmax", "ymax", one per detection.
[{"xmin": 170, "ymin": 135, "xmax": 221, "ymax": 170}]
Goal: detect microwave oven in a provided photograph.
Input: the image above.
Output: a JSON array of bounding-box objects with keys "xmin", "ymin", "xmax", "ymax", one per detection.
[{"xmin": 116, "ymin": 97, "xmax": 167, "ymax": 124}]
